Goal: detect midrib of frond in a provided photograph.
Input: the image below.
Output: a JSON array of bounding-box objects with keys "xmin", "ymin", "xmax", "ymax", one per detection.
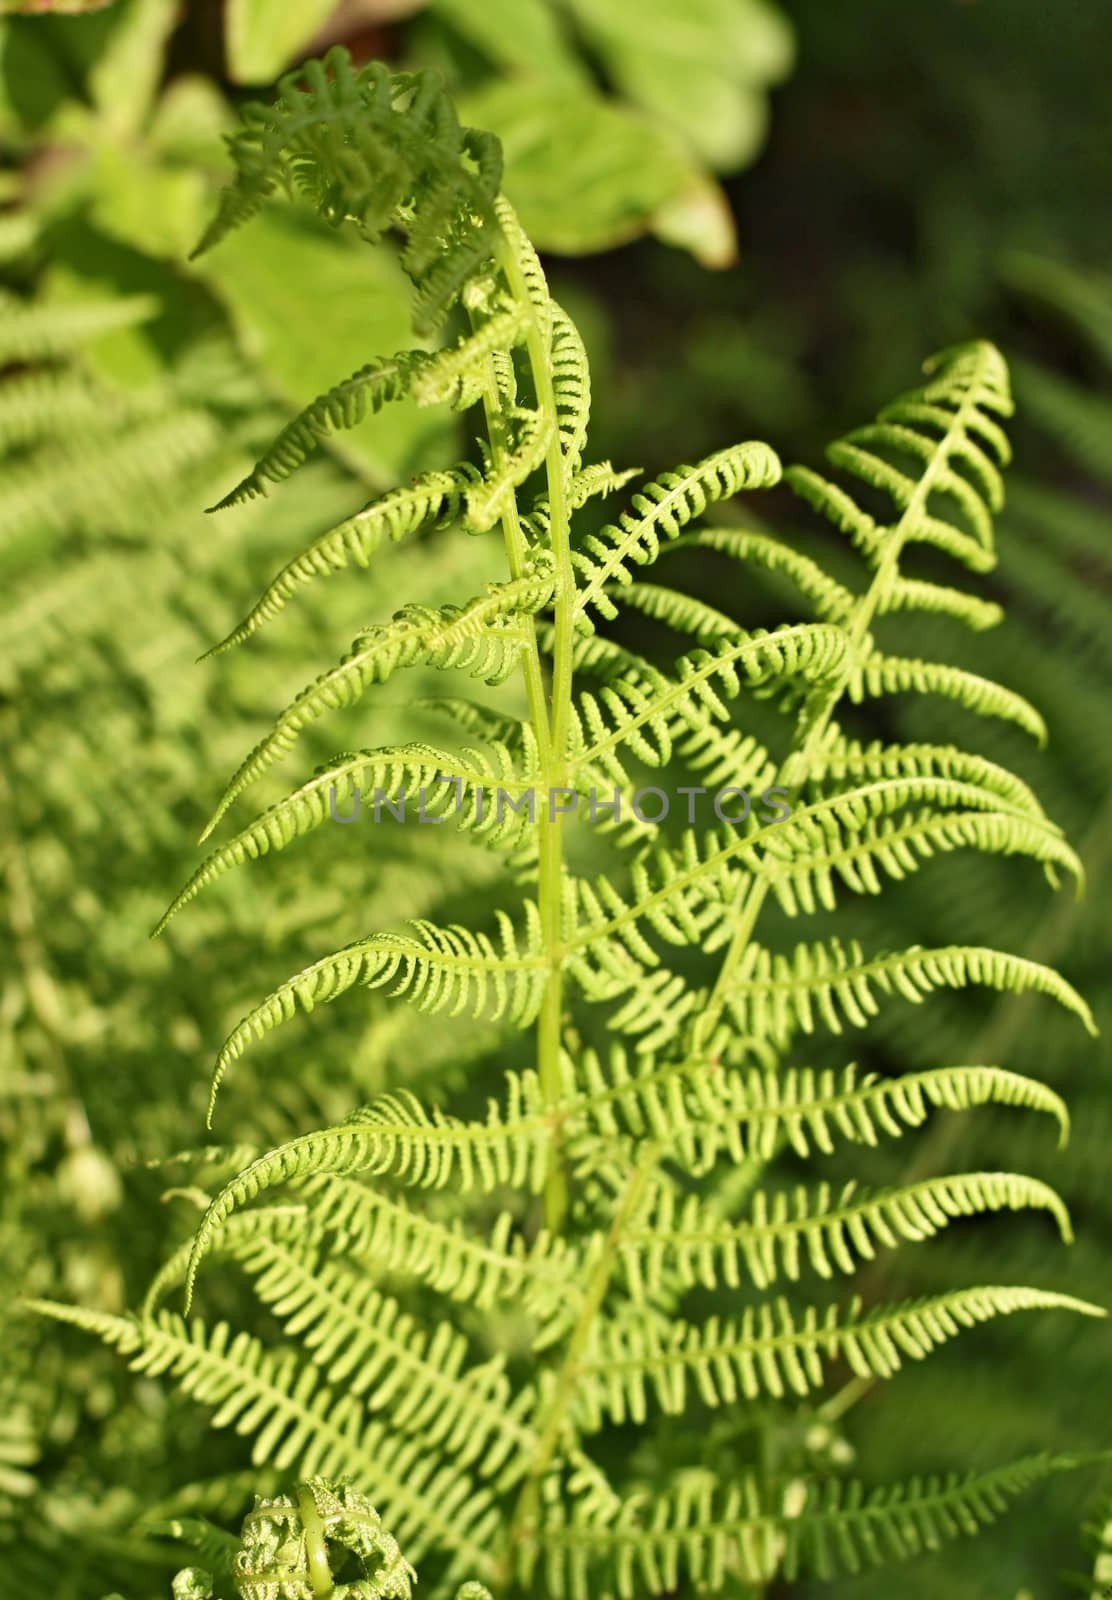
[
  {"xmin": 488, "ymin": 198, "xmax": 582, "ymax": 1237},
  {"xmin": 498, "ymin": 1144, "xmax": 662, "ymax": 1587}
]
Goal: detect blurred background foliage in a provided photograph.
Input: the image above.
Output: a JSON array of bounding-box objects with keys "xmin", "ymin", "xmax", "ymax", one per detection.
[{"xmin": 0, "ymin": 1, "xmax": 1108, "ymax": 1596}]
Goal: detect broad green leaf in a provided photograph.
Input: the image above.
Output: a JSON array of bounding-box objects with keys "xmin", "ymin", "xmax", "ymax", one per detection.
[
  {"xmin": 147, "ymin": 74, "xmax": 232, "ymax": 166},
  {"xmin": 87, "ymin": 0, "xmax": 180, "ymax": 137},
  {"xmin": 44, "ymin": 217, "xmax": 229, "ymax": 387},
  {"xmin": 427, "ymin": 0, "xmax": 586, "ymax": 86},
  {"xmin": 651, "ymin": 172, "xmax": 737, "ymax": 269},
  {"xmin": 225, "ymin": 0, "xmax": 339, "ymax": 84},
  {"xmin": 86, "ymin": 144, "xmax": 210, "ymax": 260},
  {"xmin": 194, "ymin": 205, "xmax": 450, "ymax": 487},
  {"xmin": 567, "ymin": 0, "xmax": 793, "ymax": 169},
  {"xmin": 0, "ymin": 20, "xmax": 74, "ymax": 131},
  {"xmin": 459, "ymin": 80, "xmax": 700, "ymax": 256}
]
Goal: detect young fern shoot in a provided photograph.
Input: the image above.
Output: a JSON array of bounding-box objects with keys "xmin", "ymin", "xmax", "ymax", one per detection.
[{"xmin": 34, "ymin": 48, "xmax": 1107, "ymax": 1600}]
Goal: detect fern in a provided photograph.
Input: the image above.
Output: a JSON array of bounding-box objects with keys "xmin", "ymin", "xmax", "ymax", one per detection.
[{"xmin": 39, "ymin": 52, "xmax": 1107, "ymax": 1600}]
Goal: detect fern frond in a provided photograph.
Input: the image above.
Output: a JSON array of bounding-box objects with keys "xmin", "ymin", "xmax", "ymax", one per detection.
[
  {"xmin": 465, "ymin": 406, "xmax": 555, "ymax": 532},
  {"xmin": 26, "ymin": 1302, "xmax": 499, "ymax": 1576},
  {"xmin": 622, "ymin": 1170, "xmax": 1072, "ymax": 1294},
  {"xmin": 534, "ymin": 1452, "xmax": 1102, "ymax": 1594},
  {"xmin": 233, "ymin": 1239, "xmax": 539, "ymax": 1487},
  {"xmin": 576, "ymin": 1049, "xmax": 1070, "ymax": 1168},
  {"xmin": 570, "ymin": 624, "xmax": 847, "ymax": 784},
  {"xmin": 206, "ymin": 911, "xmax": 546, "ymax": 1119},
  {"xmin": 566, "ymin": 776, "xmax": 1079, "ymax": 964},
  {"xmin": 204, "ymin": 467, "xmax": 477, "ymax": 655},
  {"xmin": 575, "ymin": 1285, "xmax": 1103, "ymax": 1422},
  {"xmin": 156, "ymin": 742, "xmax": 537, "ymax": 933},
  {"xmin": 853, "ymin": 652, "xmax": 1047, "ymax": 744},
  {"xmin": 607, "ymin": 581, "xmax": 742, "ymax": 644},
  {"xmin": 569, "ymin": 461, "xmax": 641, "ymax": 507},
  {"xmin": 783, "ymin": 339, "xmax": 1014, "ymax": 591},
  {"xmin": 673, "ymin": 526, "xmax": 857, "ymax": 622},
  {"xmin": 570, "ymin": 443, "xmax": 782, "ymax": 631},
  {"xmin": 0, "ymin": 292, "xmax": 157, "ymax": 363},
  {"xmin": 723, "ymin": 938, "xmax": 1095, "ymax": 1048},
  {"xmin": 186, "ymin": 1080, "xmax": 554, "ymax": 1306},
  {"xmin": 192, "ymin": 50, "xmax": 501, "ymax": 333},
  {"xmin": 294, "ymin": 1175, "xmax": 582, "ymax": 1325},
  {"xmin": 879, "ymin": 576, "xmax": 1003, "ymax": 630},
  {"xmin": 550, "ymin": 302, "xmax": 591, "ymax": 475},
  {"xmin": 805, "ymin": 735, "xmax": 1046, "ymax": 820},
  {"xmin": 410, "ymin": 302, "xmax": 531, "ymax": 409},
  {"xmin": 200, "ymin": 564, "xmax": 553, "ymax": 838},
  {"xmin": 208, "ymin": 351, "xmax": 435, "ymax": 511},
  {"xmin": 757, "ymin": 785, "xmax": 1081, "ymax": 916}
]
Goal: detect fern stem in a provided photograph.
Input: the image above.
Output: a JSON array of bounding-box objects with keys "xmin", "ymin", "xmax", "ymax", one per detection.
[
  {"xmin": 500, "ymin": 1144, "xmax": 661, "ymax": 1590},
  {"xmin": 495, "ymin": 212, "xmax": 576, "ymax": 1234}
]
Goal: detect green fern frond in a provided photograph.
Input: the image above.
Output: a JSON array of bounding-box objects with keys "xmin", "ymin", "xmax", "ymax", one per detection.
[
  {"xmin": 206, "ymin": 911, "xmax": 546, "ymax": 1119},
  {"xmin": 879, "ymin": 576, "xmax": 1003, "ymax": 630},
  {"xmin": 853, "ymin": 652, "xmax": 1047, "ymax": 744},
  {"xmin": 566, "ymin": 775, "xmax": 1079, "ymax": 966},
  {"xmin": 569, "ymin": 624, "xmax": 848, "ymax": 783},
  {"xmin": 200, "ymin": 564, "xmax": 553, "ymax": 839},
  {"xmin": 192, "ymin": 49, "xmax": 501, "ymax": 334},
  {"xmin": 673, "ymin": 526, "xmax": 857, "ymax": 623},
  {"xmin": 550, "ymin": 302, "xmax": 591, "ymax": 475},
  {"xmin": 410, "ymin": 302, "xmax": 531, "ymax": 409},
  {"xmin": 570, "ymin": 442, "xmax": 782, "ymax": 631},
  {"xmin": 621, "ymin": 1170, "xmax": 1072, "ymax": 1294},
  {"xmin": 232, "ymin": 1238, "xmax": 539, "ymax": 1487},
  {"xmin": 186, "ymin": 1080, "xmax": 554, "ymax": 1306},
  {"xmin": 25, "ymin": 1302, "xmax": 499, "ymax": 1577},
  {"xmin": 156, "ymin": 742, "xmax": 537, "ymax": 933},
  {"xmin": 534, "ymin": 1452, "xmax": 1102, "ymax": 1595},
  {"xmin": 294, "ymin": 1175, "xmax": 582, "ymax": 1325},
  {"xmin": 465, "ymin": 405, "xmax": 555, "ymax": 532},
  {"xmin": 208, "ymin": 350, "xmax": 436, "ymax": 511},
  {"xmin": 805, "ymin": 735, "xmax": 1046, "ymax": 820},
  {"xmin": 0, "ymin": 291, "xmax": 157, "ymax": 363},
  {"xmin": 142, "ymin": 1206, "xmax": 313, "ymax": 1319},
  {"xmin": 204, "ymin": 467, "xmax": 478, "ymax": 655},
  {"xmin": 607, "ymin": 581, "xmax": 743, "ymax": 644},
  {"xmin": 723, "ymin": 938, "xmax": 1095, "ymax": 1047},
  {"xmin": 576, "ymin": 1049, "xmax": 1070, "ymax": 1167},
  {"xmin": 575, "ymin": 1285, "xmax": 1103, "ymax": 1422}
]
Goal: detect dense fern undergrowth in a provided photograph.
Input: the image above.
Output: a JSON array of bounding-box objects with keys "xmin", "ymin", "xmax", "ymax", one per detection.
[{"xmin": 8, "ymin": 39, "xmax": 1111, "ymax": 1600}]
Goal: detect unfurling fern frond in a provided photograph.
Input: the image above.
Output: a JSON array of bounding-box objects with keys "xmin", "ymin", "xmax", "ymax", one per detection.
[{"xmin": 192, "ymin": 49, "xmax": 502, "ymax": 332}]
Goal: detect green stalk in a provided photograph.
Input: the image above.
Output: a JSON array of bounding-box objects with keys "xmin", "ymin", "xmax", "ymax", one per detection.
[{"xmin": 495, "ymin": 214, "xmax": 576, "ymax": 1234}]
